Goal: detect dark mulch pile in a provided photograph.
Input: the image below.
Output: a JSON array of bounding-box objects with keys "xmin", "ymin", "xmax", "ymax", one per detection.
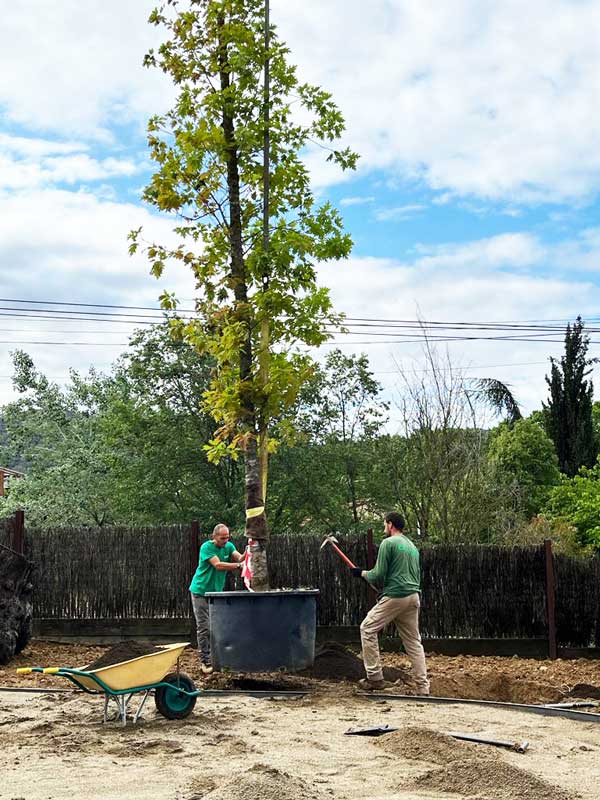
[
  {"xmin": 230, "ymin": 677, "xmax": 305, "ymax": 691},
  {"xmin": 568, "ymin": 683, "xmax": 600, "ymax": 699},
  {"xmin": 85, "ymin": 641, "xmax": 163, "ymax": 671},
  {"xmin": 305, "ymin": 642, "xmax": 409, "ymax": 683}
]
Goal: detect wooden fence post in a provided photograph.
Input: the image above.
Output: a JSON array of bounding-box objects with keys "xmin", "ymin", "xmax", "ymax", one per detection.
[
  {"xmin": 366, "ymin": 528, "xmax": 376, "ymax": 610},
  {"xmin": 190, "ymin": 519, "xmax": 200, "ymax": 572},
  {"xmin": 12, "ymin": 509, "xmax": 25, "ymax": 555},
  {"xmin": 544, "ymin": 539, "xmax": 557, "ymax": 659}
]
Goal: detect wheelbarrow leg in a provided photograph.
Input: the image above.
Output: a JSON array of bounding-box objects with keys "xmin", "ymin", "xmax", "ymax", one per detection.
[
  {"xmin": 103, "ymin": 694, "xmax": 110, "ymax": 724},
  {"xmin": 121, "ymin": 694, "xmax": 135, "ymax": 726},
  {"xmin": 134, "ymin": 690, "xmax": 151, "ymax": 724}
]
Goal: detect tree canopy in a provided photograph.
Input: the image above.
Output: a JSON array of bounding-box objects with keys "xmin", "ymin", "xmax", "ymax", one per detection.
[
  {"xmin": 543, "ymin": 317, "xmax": 598, "ymax": 477},
  {"xmin": 131, "ymin": 0, "xmax": 357, "ymax": 545}
]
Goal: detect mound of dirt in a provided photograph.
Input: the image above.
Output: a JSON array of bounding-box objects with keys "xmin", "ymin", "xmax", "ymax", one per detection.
[
  {"xmin": 411, "ymin": 759, "xmax": 575, "ymax": 799},
  {"xmin": 198, "ymin": 764, "xmax": 327, "ymax": 800},
  {"xmin": 229, "ymin": 676, "xmax": 306, "ymax": 691},
  {"xmin": 85, "ymin": 641, "xmax": 162, "ymax": 670},
  {"xmin": 431, "ymin": 671, "xmax": 564, "ymax": 705},
  {"xmin": 375, "ymin": 725, "xmax": 476, "ymax": 765},
  {"xmin": 569, "ymin": 683, "xmax": 600, "ymax": 700},
  {"xmin": 306, "ymin": 642, "xmax": 409, "ymax": 683}
]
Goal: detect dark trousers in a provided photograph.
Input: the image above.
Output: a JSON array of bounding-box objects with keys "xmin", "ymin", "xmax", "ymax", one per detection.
[{"xmin": 190, "ymin": 593, "xmax": 210, "ymax": 664}]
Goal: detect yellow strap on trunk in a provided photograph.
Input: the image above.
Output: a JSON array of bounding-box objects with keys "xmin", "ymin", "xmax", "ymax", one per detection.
[{"xmin": 246, "ymin": 506, "xmax": 264, "ymax": 519}]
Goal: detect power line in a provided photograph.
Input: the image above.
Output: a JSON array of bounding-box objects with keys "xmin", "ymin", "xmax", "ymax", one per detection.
[
  {"xmin": 0, "ymin": 297, "xmax": 183, "ymax": 312},
  {"xmin": 0, "ymin": 311, "xmax": 158, "ymax": 326},
  {"xmin": 0, "ymin": 341, "xmax": 129, "ymax": 346},
  {"xmin": 0, "ymin": 305, "xmax": 169, "ymax": 320},
  {"xmin": 372, "ymin": 360, "xmax": 550, "ymax": 374},
  {"xmin": 0, "ymin": 297, "xmax": 593, "ymax": 330},
  {"xmin": 0, "ymin": 329, "xmax": 131, "ymax": 335},
  {"xmin": 0, "ymin": 297, "xmax": 597, "ymax": 348}
]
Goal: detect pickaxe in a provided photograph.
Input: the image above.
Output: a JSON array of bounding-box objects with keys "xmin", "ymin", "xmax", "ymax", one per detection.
[
  {"xmin": 320, "ymin": 534, "xmax": 358, "ymax": 569},
  {"xmin": 320, "ymin": 534, "xmax": 378, "ymax": 594}
]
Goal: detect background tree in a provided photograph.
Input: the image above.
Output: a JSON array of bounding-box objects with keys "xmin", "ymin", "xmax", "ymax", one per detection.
[
  {"xmin": 0, "ymin": 329, "xmax": 244, "ymax": 529},
  {"xmin": 546, "ymin": 464, "xmax": 600, "ymax": 551},
  {"xmin": 267, "ymin": 350, "xmax": 388, "ymax": 532},
  {"xmin": 543, "ymin": 317, "xmax": 598, "ymax": 476},
  {"xmin": 368, "ymin": 347, "xmax": 510, "ymax": 543},
  {"xmin": 0, "ymin": 352, "xmax": 116, "ymax": 526},
  {"xmin": 301, "ymin": 350, "xmax": 388, "ymax": 525},
  {"xmin": 474, "ymin": 378, "xmax": 522, "ymax": 424},
  {"xmin": 132, "ymin": 0, "xmax": 356, "ymax": 584},
  {"xmin": 488, "ymin": 417, "xmax": 560, "ymax": 519}
]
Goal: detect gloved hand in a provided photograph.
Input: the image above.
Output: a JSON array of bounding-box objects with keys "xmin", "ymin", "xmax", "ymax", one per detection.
[{"xmin": 350, "ymin": 567, "xmax": 363, "ymax": 578}]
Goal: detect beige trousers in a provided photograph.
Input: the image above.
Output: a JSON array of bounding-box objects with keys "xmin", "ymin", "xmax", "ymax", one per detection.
[{"xmin": 360, "ymin": 593, "xmax": 429, "ymax": 692}]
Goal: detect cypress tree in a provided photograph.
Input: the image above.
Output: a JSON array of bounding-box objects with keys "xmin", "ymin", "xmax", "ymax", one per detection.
[{"xmin": 543, "ymin": 317, "xmax": 598, "ymax": 476}]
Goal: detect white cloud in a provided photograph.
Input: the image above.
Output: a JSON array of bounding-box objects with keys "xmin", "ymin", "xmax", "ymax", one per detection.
[
  {"xmin": 340, "ymin": 196, "xmax": 376, "ymax": 207},
  {"xmin": 0, "ymin": 133, "xmax": 85, "ymax": 157},
  {"xmin": 0, "ymin": 1, "xmax": 172, "ymax": 139},
  {"xmin": 314, "ymin": 232, "xmax": 600, "ymax": 416},
  {"xmin": 4, "ymin": 2, "xmax": 600, "ymax": 203},
  {"xmin": 0, "ymin": 135, "xmax": 142, "ymax": 190},
  {"xmin": 374, "ymin": 204, "xmax": 426, "ymax": 222},
  {"xmin": 411, "ymin": 233, "xmax": 546, "ymax": 271},
  {"xmin": 3, "ymin": 1, "xmax": 600, "ymax": 418},
  {"xmin": 0, "ymin": 188, "xmax": 197, "ymax": 405},
  {"xmin": 274, "ymin": 0, "xmax": 600, "ymax": 203}
]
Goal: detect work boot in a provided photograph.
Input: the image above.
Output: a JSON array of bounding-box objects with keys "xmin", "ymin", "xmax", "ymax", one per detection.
[
  {"xmin": 200, "ymin": 661, "xmax": 214, "ymax": 675},
  {"xmin": 358, "ymin": 677, "xmax": 392, "ymax": 691}
]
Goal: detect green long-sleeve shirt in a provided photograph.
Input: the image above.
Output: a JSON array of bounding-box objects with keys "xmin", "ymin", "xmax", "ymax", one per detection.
[{"xmin": 364, "ymin": 534, "xmax": 421, "ymax": 598}]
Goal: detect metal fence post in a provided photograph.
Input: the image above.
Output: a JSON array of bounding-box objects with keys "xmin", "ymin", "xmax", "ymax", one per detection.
[
  {"xmin": 544, "ymin": 539, "xmax": 557, "ymax": 659},
  {"xmin": 12, "ymin": 509, "xmax": 25, "ymax": 555},
  {"xmin": 190, "ymin": 519, "xmax": 200, "ymax": 572}
]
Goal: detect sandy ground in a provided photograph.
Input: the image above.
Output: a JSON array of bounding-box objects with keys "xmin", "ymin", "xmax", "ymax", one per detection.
[{"xmin": 1, "ymin": 641, "xmax": 600, "ymax": 800}]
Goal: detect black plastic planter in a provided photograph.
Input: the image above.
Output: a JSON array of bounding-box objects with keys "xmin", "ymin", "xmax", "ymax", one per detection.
[{"xmin": 206, "ymin": 589, "xmax": 319, "ymax": 673}]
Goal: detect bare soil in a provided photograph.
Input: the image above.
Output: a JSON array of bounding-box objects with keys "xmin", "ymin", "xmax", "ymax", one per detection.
[
  {"xmin": 4, "ymin": 638, "xmax": 598, "ymax": 703},
  {"xmin": 1, "ymin": 640, "xmax": 600, "ymax": 799},
  {"xmin": 85, "ymin": 641, "xmax": 164, "ymax": 671}
]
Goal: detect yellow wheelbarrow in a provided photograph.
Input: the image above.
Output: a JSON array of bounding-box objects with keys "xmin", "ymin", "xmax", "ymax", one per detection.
[{"xmin": 17, "ymin": 642, "xmax": 198, "ymax": 725}]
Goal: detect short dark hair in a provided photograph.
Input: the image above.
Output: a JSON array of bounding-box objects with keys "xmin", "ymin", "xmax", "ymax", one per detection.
[{"xmin": 384, "ymin": 512, "xmax": 405, "ymax": 531}]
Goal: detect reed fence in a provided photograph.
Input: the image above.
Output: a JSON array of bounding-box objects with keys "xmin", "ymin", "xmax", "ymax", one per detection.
[{"xmin": 3, "ymin": 520, "xmax": 598, "ymax": 647}]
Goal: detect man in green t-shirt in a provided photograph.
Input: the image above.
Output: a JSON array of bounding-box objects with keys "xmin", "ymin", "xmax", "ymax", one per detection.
[
  {"xmin": 189, "ymin": 523, "xmax": 244, "ymax": 674},
  {"xmin": 351, "ymin": 512, "xmax": 429, "ymax": 694}
]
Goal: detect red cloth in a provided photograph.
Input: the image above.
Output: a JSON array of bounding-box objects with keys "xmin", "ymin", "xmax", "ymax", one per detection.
[{"xmin": 241, "ymin": 540, "xmax": 254, "ymax": 591}]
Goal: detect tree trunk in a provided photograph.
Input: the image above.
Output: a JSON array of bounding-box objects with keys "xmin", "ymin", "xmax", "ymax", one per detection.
[
  {"xmin": 219, "ymin": 16, "xmax": 269, "ymax": 588},
  {"xmin": 347, "ymin": 457, "xmax": 359, "ymax": 524}
]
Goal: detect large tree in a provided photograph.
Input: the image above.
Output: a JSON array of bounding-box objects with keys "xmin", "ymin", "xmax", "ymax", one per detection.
[
  {"xmin": 547, "ymin": 464, "xmax": 600, "ymax": 550},
  {"xmin": 268, "ymin": 350, "xmax": 388, "ymax": 533},
  {"xmin": 488, "ymin": 417, "xmax": 560, "ymax": 519},
  {"xmin": 300, "ymin": 350, "xmax": 388, "ymax": 526},
  {"xmin": 0, "ymin": 329, "xmax": 244, "ymax": 528},
  {"xmin": 543, "ymin": 317, "xmax": 597, "ymax": 477},
  {"xmin": 132, "ymin": 0, "xmax": 356, "ymax": 584},
  {"xmin": 366, "ymin": 347, "xmax": 514, "ymax": 543}
]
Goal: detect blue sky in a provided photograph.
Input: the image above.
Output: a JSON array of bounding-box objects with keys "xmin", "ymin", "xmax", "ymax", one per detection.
[{"xmin": 2, "ymin": 0, "xmax": 600, "ymax": 421}]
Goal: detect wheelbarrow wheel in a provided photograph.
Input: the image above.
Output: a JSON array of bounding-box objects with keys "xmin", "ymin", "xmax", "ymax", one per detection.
[{"xmin": 155, "ymin": 672, "xmax": 197, "ymax": 720}]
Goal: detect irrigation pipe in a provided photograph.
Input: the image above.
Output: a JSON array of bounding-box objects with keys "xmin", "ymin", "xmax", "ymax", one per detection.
[
  {"xmin": 2, "ymin": 685, "xmax": 599, "ymax": 722},
  {"xmin": 0, "ymin": 687, "xmax": 76, "ymax": 694},
  {"xmin": 362, "ymin": 693, "xmax": 600, "ymax": 724},
  {"xmin": 0, "ymin": 686, "xmax": 307, "ymax": 699}
]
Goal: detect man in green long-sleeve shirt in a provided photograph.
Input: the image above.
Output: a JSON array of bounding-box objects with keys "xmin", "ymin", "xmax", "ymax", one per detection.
[{"xmin": 351, "ymin": 512, "xmax": 429, "ymax": 694}]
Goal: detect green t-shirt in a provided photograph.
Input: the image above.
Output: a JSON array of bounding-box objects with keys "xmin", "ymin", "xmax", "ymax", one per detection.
[
  {"xmin": 364, "ymin": 534, "xmax": 421, "ymax": 598},
  {"xmin": 189, "ymin": 540, "xmax": 236, "ymax": 595}
]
